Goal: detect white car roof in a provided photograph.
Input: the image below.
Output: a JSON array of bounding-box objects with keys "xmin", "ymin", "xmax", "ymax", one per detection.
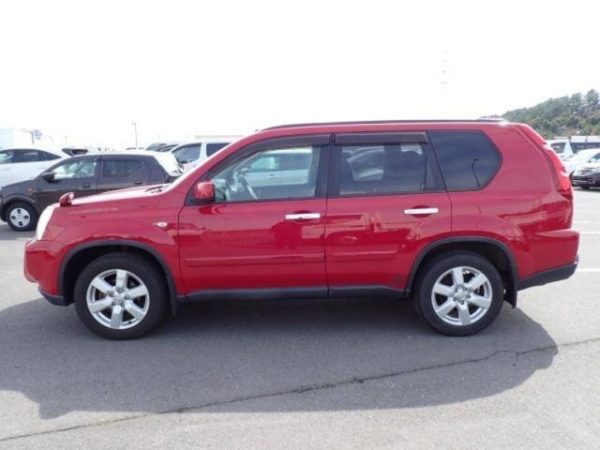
[{"xmin": 1, "ymin": 146, "xmax": 66, "ymax": 157}]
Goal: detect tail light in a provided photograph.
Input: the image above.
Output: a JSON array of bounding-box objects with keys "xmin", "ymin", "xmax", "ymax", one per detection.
[
  {"xmin": 544, "ymin": 146, "xmax": 573, "ymax": 199},
  {"xmin": 516, "ymin": 124, "xmax": 573, "ymax": 199}
]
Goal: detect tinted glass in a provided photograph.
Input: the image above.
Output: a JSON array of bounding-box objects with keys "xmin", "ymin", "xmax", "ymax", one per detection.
[
  {"xmin": 206, "ymin": 142, "xmax": 229, "ymax": 157},
  {"xmin": 174, "ymin": 145, "xmax": 201, "ymax": 163},
  {"xmin": 12, "ymin": 150, "xmax": 41, "ymax": 163},
  {"xmin": 103, "ymin": 159, "xmax": 144, "ymax": 177},
  {"xmin": 52, "ymin": 159, "xmax": 97, "ymax": 180},
  {"xmin": 339, "ymin": 143, "xmax": 432, "ymax": 195},
  {"xmin": 212, "ymin": 146, "xmax": 321, "ymax": 202},
  {"xmin": 429, "ymin": 131, "xmax": 501, "ymax": 190},
  {"xmin": 38, "ymin": 151, "xmax": 61, "ymax": 161},
  {"xmin": 0, "ymin": 150, "xmax": 14, "ymax": 164}
]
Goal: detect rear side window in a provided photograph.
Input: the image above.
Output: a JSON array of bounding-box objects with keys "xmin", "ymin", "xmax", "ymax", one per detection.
[
  {"xmin": 338, "ymin": 143, "xmax": 437, "ymax": 195},
  {"xmin": 12, "ymin": 150, "xmax": 42, "ymax": 163},
  {"xmin": 206, "ymin": 142, "xmax": 229, "ymax": 157},
  {"xmin": 38, "ymin": 151, "xmax": 61, "ymax": 161},
  {"xmin": 429, "ymin": 131, "xmax": 501, "ymax": 191},
  {"xmin": 103, "ymin": 159, "xmax": 144, "ymax": 178}
]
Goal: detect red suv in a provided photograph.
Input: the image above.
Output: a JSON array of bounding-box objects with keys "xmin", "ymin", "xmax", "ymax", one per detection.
[{"xmin": 24, "ymin": 120, "xmax": 579, "ymax": 339}]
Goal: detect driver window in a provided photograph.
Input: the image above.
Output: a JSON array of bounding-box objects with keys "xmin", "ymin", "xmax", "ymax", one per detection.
[
  {"xmin": 51, "ymin": 159, "xmax": 97, "ymax": 180},
  {"xmin": 211, "ymin": 146, "xmax": 321, "ymax": 202}
]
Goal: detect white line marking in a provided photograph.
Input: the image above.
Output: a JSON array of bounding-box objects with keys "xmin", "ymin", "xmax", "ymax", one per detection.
[
  {"xmin": 580, "ymin": 231, "xmax": 600, "ymax": 235},
  {"xmin": 578, "ymin": 268, "xmax": 600, "ymax": 273}
]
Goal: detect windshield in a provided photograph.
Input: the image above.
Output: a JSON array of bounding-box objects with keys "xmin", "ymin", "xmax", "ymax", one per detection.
[{"xmin": 571, "ymin": 149, "xmax": 600, "ymax": 162}]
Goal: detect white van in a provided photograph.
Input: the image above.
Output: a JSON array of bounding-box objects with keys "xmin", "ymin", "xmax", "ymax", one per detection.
[{"xmin": 169, "ymin": 137, "xmax": 240, "ymax": 171}]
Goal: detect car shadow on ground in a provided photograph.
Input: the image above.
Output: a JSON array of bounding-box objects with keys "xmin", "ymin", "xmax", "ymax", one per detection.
[{"xmin": 0, "ymin": 296, "xmax": 557, "ymax": 419}]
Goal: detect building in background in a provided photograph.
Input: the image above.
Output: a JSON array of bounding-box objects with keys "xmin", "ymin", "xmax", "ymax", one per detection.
[{"xmin": 0, "ymin": 128, "xmax": 43, "ymax": 149}]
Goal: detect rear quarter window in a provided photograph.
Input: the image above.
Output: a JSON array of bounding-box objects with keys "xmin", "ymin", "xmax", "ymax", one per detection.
[
  {"xmin": 429, "ymin": 131, "xmax": 501, "ymax": 191},
  {"xmin": 103, "ymin": 159, "xmax": 144, "ymax": 177}
]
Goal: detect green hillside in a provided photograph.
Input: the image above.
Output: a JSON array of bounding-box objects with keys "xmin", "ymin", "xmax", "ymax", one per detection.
[{"xmin": 501, "ymin": 89, "xmax": 600, "ymax": 138}]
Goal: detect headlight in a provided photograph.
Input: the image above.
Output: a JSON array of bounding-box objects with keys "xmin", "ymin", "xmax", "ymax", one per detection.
[{"xmin": 36, "ymin": 206, "xmax": 55, "ymax": 240}]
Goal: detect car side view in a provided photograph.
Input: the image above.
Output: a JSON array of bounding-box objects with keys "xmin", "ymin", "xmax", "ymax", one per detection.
[
  {"xmin": 1, "ymin": 151, "xmax": 181, "ymax": 231},
  {"xmin": 0, "ymin": 147, "xmax": 67, "ymax": 189},
  {"xmin": 24, "ymin": 120, "xmax": 579, "ymax": 339}
]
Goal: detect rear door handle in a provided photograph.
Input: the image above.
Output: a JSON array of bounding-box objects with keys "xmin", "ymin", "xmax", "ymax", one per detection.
[
  {"xmin": 403, "ymin": 207, "xmax": 439, "ymax": 215},
  {"xmin": 82, "ymin": 183, "xmax": 91, "ymax": 189},
  {"xmin": 285, "ymin": 213, "xmax": 321, "ymax": 221}
]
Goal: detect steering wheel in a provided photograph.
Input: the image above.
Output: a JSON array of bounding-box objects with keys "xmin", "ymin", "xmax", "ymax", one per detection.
[{"xmin": 237, "ymin": 172, "xmax": 258, "ymax": 200}]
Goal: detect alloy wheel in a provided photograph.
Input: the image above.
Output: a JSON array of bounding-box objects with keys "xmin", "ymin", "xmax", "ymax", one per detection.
[
  {"xmin": 430, "ymin": 266, "xmax": 493, "ymax": 326},
  {"xmin": 86, "ymin": 269, "xmax": 150, "ymax": 330}
]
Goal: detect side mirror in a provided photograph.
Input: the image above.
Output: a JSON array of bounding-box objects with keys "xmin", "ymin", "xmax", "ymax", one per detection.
[
  {"xmin": 42, "ymin": 172, "xmax": 56, "ymax": 182},
  {"xmin": 193, "ymin": 181, "xmax": 215, "ymax": 204}
]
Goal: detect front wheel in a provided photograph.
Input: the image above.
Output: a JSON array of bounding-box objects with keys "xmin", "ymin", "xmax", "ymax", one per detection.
[
  {"xmin": 74, "ymin": 253, "xmax": 168, "ymax": 339},
  {"xmin": 414, "ymin": 252, "xmax": 504, "ymax": 336},
  {"xmin": 7, "ymin": 202, "xmax": 38, "ymax": 231}
]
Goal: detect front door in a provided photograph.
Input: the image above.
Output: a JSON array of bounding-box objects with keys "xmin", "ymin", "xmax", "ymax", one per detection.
[
  {"xmin": 35, "ymin": 157, "xmax": 99, "ymax": 211},
  {"xmin": 325, "ymin": 132, "xmax": 452, "ymax": 295},
  {"xmin": 177, "ymin": 135, "xmax": 330, "ymax": 296}
]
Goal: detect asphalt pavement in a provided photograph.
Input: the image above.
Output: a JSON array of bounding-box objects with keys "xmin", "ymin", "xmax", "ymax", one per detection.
[{"xmin": 0, "ymin": 190, "xmax": 599, "ymax": 449}]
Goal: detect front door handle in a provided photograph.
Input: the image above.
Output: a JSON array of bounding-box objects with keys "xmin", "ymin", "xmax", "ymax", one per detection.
[
  {"xmin": 403, "ymin": 207, "xmax": 439, "ymax": 215},
  {"xmin": 285, "ymin": 213, "xmax": 321, "ymax": 221},
  {"xmin": 82, "ymin": 183, "xmax": 91, "ymax": 189},
  {"xmin": 134, "ymin": 180, "xmax": 143, "ymax": 185}
]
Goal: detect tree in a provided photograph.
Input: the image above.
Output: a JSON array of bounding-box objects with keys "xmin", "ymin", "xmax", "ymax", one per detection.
[{"xmin": 585, "ymin": 89, "xmax": 599, "ymax": 111}]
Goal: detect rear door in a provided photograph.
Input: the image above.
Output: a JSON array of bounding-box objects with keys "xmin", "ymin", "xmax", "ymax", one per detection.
[
  {"xmin": 0, "ymin": 150, "xmax": 15, "ymax": 186},
  {"xmin": 325, "ymin": 132, "xmax": 452, "ymax": 295},
  {"xmin": 9, "ymin": 149, "xmax": 60, "ymax": 185},
  {"xmin": 98, "ymin": 156, "xmax": 151, "ymax": 192}
]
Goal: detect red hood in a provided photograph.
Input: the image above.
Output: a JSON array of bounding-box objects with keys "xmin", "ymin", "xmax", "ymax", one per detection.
[{"xmin": 72, "ymin": 184, "xmax": 165, "ymax": 206}]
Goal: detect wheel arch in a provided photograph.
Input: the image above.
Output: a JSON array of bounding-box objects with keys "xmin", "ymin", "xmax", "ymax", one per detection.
[
  {"xmin": 59, "ymin": 240, "xmax": 179, "ymax": 315},
  {"xmin": 1, "ymin": 196, "xmax": 37, "ymax": 222},
  {"xmin": 407, "ymin": 237, "xmax": 518, "ymax": 306}
]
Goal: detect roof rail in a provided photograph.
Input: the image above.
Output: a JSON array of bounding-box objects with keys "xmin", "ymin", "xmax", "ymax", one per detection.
[{"xmin": 262, "ymin": 118, "xmax": 507, "ymax": 131}]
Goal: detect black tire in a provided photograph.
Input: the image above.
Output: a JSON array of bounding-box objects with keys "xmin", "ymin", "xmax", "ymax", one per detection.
[
  {"xmin": 580, "ymin": 186, "xmax": 590, "ymax": 190},
  {"xmin": 414, "ymin": 252, "xmax": 504, "ymax": 336},
  {"xmin": 74, "ymin": 253, "xmax": 168, "ymax": 339},
  {"xmin": 6, "ymin": 202, "xmax": 38, "ymax": 231}
]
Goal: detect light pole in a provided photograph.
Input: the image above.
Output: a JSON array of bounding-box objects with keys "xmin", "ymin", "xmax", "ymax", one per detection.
[{"xmin": 132, "ymin": 122, "xmax": 138, "ymax": 149}]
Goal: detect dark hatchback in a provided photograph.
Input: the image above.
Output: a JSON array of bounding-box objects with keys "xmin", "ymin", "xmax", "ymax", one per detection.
[{"xmin": 0, "ymin": 152, "xmax": 181, "ymax": 231}]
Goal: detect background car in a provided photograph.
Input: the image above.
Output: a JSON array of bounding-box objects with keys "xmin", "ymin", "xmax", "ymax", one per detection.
[
  {"xmin": 0, "ymin": 151, "xmax": 181, "ymax": 231},
  {"xmin": 0, "ymin": 147, "xmax": 67, "ymax": 189},
  {"xmin": 563, "ymin": 148, "xmax": 600, "ymax": 176},
  {"xmin": 169, "ymin": 137, "xmax": 238, "ymax": 171},
  {"xmin": 145, "ymin": 141, "xmax": 182, "ymax": 152},
  {"xmin": 571, "ymin": 162, "xmax": 600, "ymax": 189}
]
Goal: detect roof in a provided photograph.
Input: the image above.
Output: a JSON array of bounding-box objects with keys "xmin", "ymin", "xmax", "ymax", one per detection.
[{"xmin": 262, "ymin": 119, "xmax": 507, "ymax": 131}]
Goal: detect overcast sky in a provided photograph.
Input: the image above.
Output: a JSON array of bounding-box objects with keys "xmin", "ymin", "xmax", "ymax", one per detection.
[{"xmin": 1, "ymin": 0, "xmax": 599, "ymax": 147}]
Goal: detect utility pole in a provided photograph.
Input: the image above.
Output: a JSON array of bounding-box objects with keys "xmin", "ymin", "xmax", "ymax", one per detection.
[{"xmin": 132, "ymin": 122, "xmax": 138, "ymax": 149}]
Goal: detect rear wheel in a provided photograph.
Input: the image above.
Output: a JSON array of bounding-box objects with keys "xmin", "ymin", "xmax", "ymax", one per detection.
[
  {"xmin": 7, "ymin": 202, "xmax": 37, "ymax": 231},
  {"xmin": 415, "ymin": 252, "xmax": 504, "ymax": 336},
  {"xmin": 74, "ymin": 253, "xmax": 168, "ymax": 339}
]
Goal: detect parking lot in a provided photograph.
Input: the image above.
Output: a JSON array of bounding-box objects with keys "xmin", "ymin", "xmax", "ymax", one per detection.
[{"xmin": 0, "ymin": 190, "xmax": 598, "ymax": 449}]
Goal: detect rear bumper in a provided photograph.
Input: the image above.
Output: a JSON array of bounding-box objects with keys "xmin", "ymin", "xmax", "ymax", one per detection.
[{"xmin": 518, "ymin": 257, "xmax": 578, "ymax": 290}]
